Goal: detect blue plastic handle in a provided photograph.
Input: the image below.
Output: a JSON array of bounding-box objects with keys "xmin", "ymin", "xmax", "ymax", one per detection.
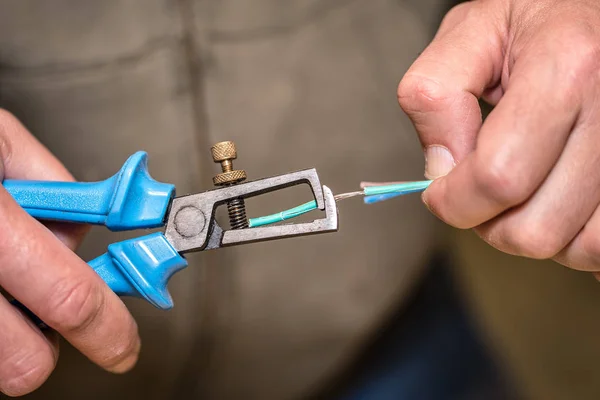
[
  {"xmin": 89, "ymin": 232, "xmax": 188, "ymax": 310},
  {"xmin": 10, "ymin": 233, "xmax": 188, "ymax": 314},
  {"xmin": 3, "ymin": 151, "xmax": 175, "ymax": 231},
  {"xmin": 3, "ymin": 152, "xmax": 185, "ymax": 310}
]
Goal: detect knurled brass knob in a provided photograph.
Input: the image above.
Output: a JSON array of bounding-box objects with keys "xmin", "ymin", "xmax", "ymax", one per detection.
[
  {"xmin": 213, "ymin": 170, "xmax": 247, "ymax": 185},
  {"xmin": 211, "ymin": 141, "xmax": 237, "ymax": 162},
  {"xmin": 211, "ymin": 141, "xmax": 247, "ymax": 185}
]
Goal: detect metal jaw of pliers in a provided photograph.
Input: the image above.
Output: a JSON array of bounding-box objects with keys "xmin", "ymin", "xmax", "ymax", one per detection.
[
  {"xmin": 165, "ymin": 169, "xmax": 337, "ymax": 252},
  {"xmin": 4, "ymin": 152, "xmax": 338, "ymax": 310}
]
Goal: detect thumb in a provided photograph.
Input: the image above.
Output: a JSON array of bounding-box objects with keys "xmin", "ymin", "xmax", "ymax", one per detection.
[{"xmin": 398, "ymin": 1, "xmax": 506, "ymax": 179}]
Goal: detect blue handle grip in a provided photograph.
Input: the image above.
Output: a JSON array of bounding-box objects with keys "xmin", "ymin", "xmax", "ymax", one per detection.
[
  {"xmin": 89, "ymin": 232, "xmax": 188, "ymax": 310},
  {"xmin": 11, "ymin": 232, "xmax": 188, "ymax": 318},
  {"xmin": 3, "ymin": 152, "xmax": 175, "ymax": 231}
]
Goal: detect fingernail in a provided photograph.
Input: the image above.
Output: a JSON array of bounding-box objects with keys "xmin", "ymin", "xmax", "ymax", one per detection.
[{"xmin": 425, "ymin": 145, "xmax": 455, "ymax": 179}]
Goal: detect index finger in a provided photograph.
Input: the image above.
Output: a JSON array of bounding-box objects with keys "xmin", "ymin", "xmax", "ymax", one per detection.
[
  {"xmin": 422, "ymin": 42, "xmax": 583, "ymax": 229},
  {"xmin": 397, "ymin": 1, "xmax": 505, "ymax": 172}
]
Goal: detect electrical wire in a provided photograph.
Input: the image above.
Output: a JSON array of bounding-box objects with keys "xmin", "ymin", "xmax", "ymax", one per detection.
[
  {"xmin": 248, "ymin": 180, "xmax": 432, "ymax": 227},
  {"xmin": 248, "ymin": 200, "xmax": 318, "ymax": 228},
  {"xmin": 361, "ymin": 181, "xmax": 432, "ymax": 204}
]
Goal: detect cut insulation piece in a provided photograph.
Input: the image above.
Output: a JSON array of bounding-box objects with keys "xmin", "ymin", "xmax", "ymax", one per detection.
[
  {"xmin": 362, "ymin": 180, "xmax": 432, "ymax": 204},
  {"xmin": 248, "ymin": 200, "xmax": 317, "ymax": 228},
  {"xmin": 363, "ymin": 192, "xmax": 404, "ymax": 204},
  {"xmin": 362, "ymin": 180, "xmax": 432, "ymax": 196},
  {"xmin": 360, "ymin": 181, "xmax": 408, "ymax": 188}
]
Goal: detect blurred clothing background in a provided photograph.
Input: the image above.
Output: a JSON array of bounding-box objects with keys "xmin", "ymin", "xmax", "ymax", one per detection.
[{"xmin": 1, "ymin": 1, "xmax": 599, "ymax": 399}]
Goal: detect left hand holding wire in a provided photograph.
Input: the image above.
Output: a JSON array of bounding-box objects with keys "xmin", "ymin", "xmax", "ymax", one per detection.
[{"xmin": 398, "ymin": 0, "xmax": 600, "ymax": 273}]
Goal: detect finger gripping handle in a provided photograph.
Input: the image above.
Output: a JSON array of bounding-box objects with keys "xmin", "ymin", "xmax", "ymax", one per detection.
[
  {"xmin": 3, "ymin": 152, "xmax": 175, "ymax": 231},
  {"xmin": 88, "ymin": 233, "xmax": 188, "ymax": 310}
]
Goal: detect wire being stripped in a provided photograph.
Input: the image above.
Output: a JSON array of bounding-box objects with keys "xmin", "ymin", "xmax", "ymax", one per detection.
[{"xmin": 248, "ymin": 180, "xmax": 432, "ymax": 228}]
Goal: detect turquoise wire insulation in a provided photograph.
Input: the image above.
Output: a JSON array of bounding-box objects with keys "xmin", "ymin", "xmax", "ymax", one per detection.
[
  {"xmin": 248, "ymin": 200, "xmax": 317, "ymax": 228},
  {"xmin": 363, "ymin": 183, "xmax": 431, "ymax": 204},
  {"xmin": 362, "ymin": 180, "xmax": 432, "ymax": 197},
  {"xmin": 364, "ymin": 192, "xmax": 404, "ymax": 204}
]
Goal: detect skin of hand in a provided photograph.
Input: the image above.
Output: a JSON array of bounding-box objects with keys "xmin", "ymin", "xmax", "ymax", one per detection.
[
  {"xmin": 398, "ymin": 0, "xmax": 600, "ymax": 275},
  {"xmin": 0, "ymin": 110, "xmax": 140, "ymax": 397}
]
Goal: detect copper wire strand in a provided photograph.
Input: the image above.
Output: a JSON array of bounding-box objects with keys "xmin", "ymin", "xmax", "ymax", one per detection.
[{"xmin": 333, "ymin": 191, "xmax": 364, "ymax": 202}]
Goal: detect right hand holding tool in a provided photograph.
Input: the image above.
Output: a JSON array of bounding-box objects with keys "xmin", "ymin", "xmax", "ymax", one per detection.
[{"xmin": 0, "ymin": 110, "xmax": 140, "ymax": 397}]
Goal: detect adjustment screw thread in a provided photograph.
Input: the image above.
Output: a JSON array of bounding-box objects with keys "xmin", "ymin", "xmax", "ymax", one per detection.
[{"xmin": 211, "ymin": 140, "xmax": 249, "ymax": 229}]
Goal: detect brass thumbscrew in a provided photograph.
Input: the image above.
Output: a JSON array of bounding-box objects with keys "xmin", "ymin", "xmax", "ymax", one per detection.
[{"xmin": 211, "ymin": 141, "xmax": 248, "ymax": 229}]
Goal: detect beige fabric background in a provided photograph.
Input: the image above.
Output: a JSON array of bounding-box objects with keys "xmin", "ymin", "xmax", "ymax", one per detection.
[{"xmin": 0, "ymin": 1, "xmax": 446, "ymax": 398}]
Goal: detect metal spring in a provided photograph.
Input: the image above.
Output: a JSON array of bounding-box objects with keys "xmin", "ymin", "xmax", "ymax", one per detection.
[{"xmin": 227, "ymin": 198, "xmax": 248, "ymax": 229}]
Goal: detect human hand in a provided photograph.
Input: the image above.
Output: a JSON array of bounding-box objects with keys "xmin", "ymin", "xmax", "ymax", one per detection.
[
  {"xmin": 398, "ymin": 0, "xmax": 600, "ymax": 273},
  {"xmin": 0, "ymin": 110, "xmax": 140, "ymax": 396}
]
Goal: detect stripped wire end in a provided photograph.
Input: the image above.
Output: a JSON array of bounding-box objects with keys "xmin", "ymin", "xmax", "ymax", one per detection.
[{"xmin": 334, "ymin": 191, "xmax": 364, "ymax": 202}]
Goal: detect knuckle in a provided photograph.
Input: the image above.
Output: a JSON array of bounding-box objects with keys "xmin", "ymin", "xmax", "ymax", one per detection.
[
  {"xmin": 437, "ymin": 2, "xmax": 480, "ymax": 34},
  {"xmin": 571, "ymin": 38, "xmax": 600, "ymax": 69},
  {"xmin": 397, "ymin": 74, "xmax": 450, "ymax": 115},
  {"xmin": 543, "ymin": 26, "xmax": 600, "ymax": 87},
  {"xmin": 507, "ymin": 224, "xmax": 563, "ymax": 259},
  {"xmin": 580, "ymin": 229, "xmax": 600, "ymax": 263},
  {"xmin": 442, "ymin": 2, "xmax": 474, "ymax": 24},
  {"xmin": 562, "ymin": 29, "xmax": 600, "ymax": 67},
  {"xmin": 44, "ymin": 277, "xmax": 104, "ymax": 333},
  {"xmin": 563, "ymin": 39, "xmax": 600, "ymax": 89},
  {"xmin": 475, "ymin": 226, "xmax": 501, "ymax": 250},
  {"xmin": 1, "ymin": 346, "xmax": 55, "ymax": 396},
  {"xmin": 473, "ymin": 151, "xmax": 532, "ymax": 207}
]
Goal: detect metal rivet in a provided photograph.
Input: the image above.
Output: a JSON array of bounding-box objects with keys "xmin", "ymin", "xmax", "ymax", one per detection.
[{"xmin": 174, "ymin": 206, "xmax": 205, "ymax": 238}]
